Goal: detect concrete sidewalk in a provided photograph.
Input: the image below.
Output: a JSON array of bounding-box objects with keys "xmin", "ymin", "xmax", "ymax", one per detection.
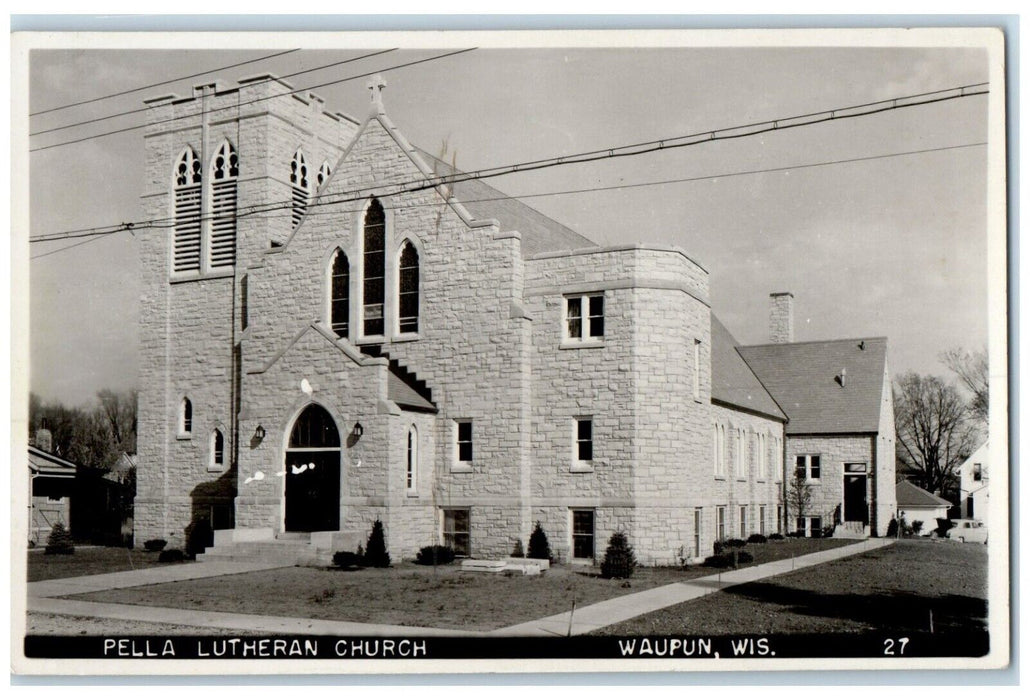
[
  {"xmin": 27, "ymin": 538, "xmax": 892, "ymax": 638},
  {"xmin": 493, "ymin": 538, "xmax": 892, "ymax": 636}
]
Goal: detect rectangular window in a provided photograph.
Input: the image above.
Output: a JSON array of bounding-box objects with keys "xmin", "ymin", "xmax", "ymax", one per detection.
[
  {"xmin": 565, "ymin": 293, "xmax": 604, "ymax": 341},
  {"xmin": 777, "ymin": 505, "xmax": 783, "ymax": 533},
  {"xmin": 572, "ymin": 509, "xmax": 595, "ymax": 560},
  {"xmin": 796, "ymin": 454, "xmax": 821, "ymax": 481},
  {"xmin": 693, "ymin": 508, "xmax": 702, "ymax": 558},
  {"xmin": 240, "ymin": 274, "xmax": 249, "ymax": 331},
  {"xmin": 973, "ymin": 463, "xmax": 983, "ymax": 481},
  {"xmin": 758, "ymin": 434, "xmax": 767, "ymax": 479},
  {"xmin": 796, "ymin": 516, "xmax": 823, "ymax": 537},
  {"xmin": 576, "ymin": 418, "xmax": 593, "ymax": 462},
  {"xmin": 442, "ymin": 509, "xmax": 470, "ymax": 556},
  {"xmin": 739, "ymin": 505, "xmax": 747, "ymax": 537},
  {"xmin": 714, "ymin": 425, "xmax": 726, "ymax": 477},
  {"xmin": 736, "ymin": 430, "xmax": 746, "ymax": 479},
  {"xmin": 759, "ymin": 505, "xmax": 767, "ymax": 535},
  {"xmin": 693, "ymin": 339, "xmax": 701, "ymax": 400},
  {"xmin": 716, "ymin": 506, "xmax": 726, "ymax": 541},
  {"xmin": 456, "ymin": 421, "xmax": 473, "ymax": 463}
]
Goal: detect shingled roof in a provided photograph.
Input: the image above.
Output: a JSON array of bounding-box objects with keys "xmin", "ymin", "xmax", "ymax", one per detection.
[
  {"xmin": 896, "ymin": 479, "xmax": 952, "ymax": 508},
  {"xmin": 737, "ymin": 337, "xmax": 888, "ymax": 435},
  {"xmin": 710, "ymin": 316, "xmax": 786, "ymax": 421},
  {"xmin": 415, "ymin": 148, "xmax": 597, "ymax": 257}
]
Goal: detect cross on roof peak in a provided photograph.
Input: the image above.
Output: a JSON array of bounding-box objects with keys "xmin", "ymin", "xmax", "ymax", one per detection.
[{"xmin": 367, "ymin": 74, "xmax": 387, "ymax": 115}]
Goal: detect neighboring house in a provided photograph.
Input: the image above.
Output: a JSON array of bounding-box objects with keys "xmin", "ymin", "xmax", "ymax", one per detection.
[
  {"xmin": 895, "ymin": 479, "xmax": 951, "ymax": 532},
  {"xmin": 958, "ymin": 441, "xmax": 989, "ymax": 524},
  {"xmin": 736, "ymin": 298, "xmax": 898, "ymax": 537},
  {"xmin": 28, "ymin": 429, "xmax": 75, "ymax": 546},
  {"xmin": 135, "ymin": 74, "xmax": 895, "ymax": 564}
]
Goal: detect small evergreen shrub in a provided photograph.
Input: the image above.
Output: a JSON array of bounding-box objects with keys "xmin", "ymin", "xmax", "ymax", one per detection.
[
  {"xmin": 332, "ymin": 551, "xmax": 362, "ymax": 570},
  {"xmin": 747, "ymin": 534, "xmax": 768, "ymax": 544},
  {"xmin": 768, "ymin": 533, "xmax": 785, "ymax": 541},
  {"xmin": 415, "ymin": 545, "xmax": 455, "ymax": 565},
  {"xmin": 912, "ymin": 520, "xmax": 924, "ymax": 535},
  {"xmin": 725, "ymin": 538, "xmax": 747, "ymax": 549},
  {"xmin": 886, "ymin": 517, "xmax": 899, "ymax": 537},
  {"xmin": 362, "ymin": 518, "xmax": 391, "ymax": 567},
  {"xmin": 787, "ymin": 530, "xmax": 804, "ymax": 538},
  {"xmin": 158, "ymin": 548, "xmax": 185, "ymax": 563},
  {"xmin": 736, "ymin": 551, "xmax": 754, "ymax": 565},
  {"xmin": 143, "ymin": 539, "xmax": 167, "ymax": 553},
  {"xmin": 935, "ymin": 518, "xmax": 954, "ymax": 538},
  {"xmin": 511, "ymin": 539, "xmax": 525, "ymax": 558},
  {"xmin": 527, "ymin": 521, "xmax": 552, "ymax": 562},
  {"xmin": 702, "ymin": 554, "xmax": 731, "ymax": 567},
  {"xmin": 600, "ymin": 531, "xmax": 637, "ymax": 579},
  {"xmin": 44, "ymin": 522, "xmax": 75, "ymax": 555},
  {"xmin": 185, "ymin": 518, "xmax": 213, "ymax": 559},
  {"xmin": 713, "ymin": 539, "xmax": 726, "ymax": 555}
]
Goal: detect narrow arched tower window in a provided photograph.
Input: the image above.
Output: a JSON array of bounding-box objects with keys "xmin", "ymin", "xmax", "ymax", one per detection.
[
  {"xmin": 180, "ymin": 397, "xmax": 193, "ymax": 435},
  {"xmin": 317, "ymin": 161, "xmax": 332, "ymax": 189},
  {"xmin": 290, "ymin": 149, "xmax": 309, "ymax": 230},
  {"xmin": 172, "ymin": 146, "xmax": 202, "ymax": 272},
  {"xmin": 406, "ymin": 425, "xmax": 418, "ymax": 493},
  {"xmin": 398, "ymin": 240, "xmax": 420, "ymax": 334},
  {"xmin": 209, "ymin": 140, "xmax": 238, "ymax": 269},
  {"xmin": 330, "ymin": 249, "xmax": 350, "ymax": 338},
  {"xmin": 362, "ymin": 198, "xmax": 386, "ymax": 336},
  {"xmin": 210, "ymin": 428, "xmax": 225, "ymax": 470}
]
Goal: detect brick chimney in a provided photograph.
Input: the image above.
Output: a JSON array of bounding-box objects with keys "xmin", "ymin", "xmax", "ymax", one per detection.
[
  {"xmin": 35, "ymin": 418, "xmax": 53, "ymax": 453},
  {"xmin": 769, "ymin": 292, "xmax": 795, "ymax": 344}
]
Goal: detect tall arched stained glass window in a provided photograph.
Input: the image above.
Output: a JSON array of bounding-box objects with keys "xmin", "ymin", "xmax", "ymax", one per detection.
[
  {"xmin": 362, "ymin": 199, "xmax": 386, "ymax": 336},
  {"xmin": 330, "ymin": 249, "xmax": 350, "ymax": 338},
  {"xmin": 398, "ymin": 240, "xmax": 419, "ymax": 334},
  {"xmin": 290, "ymin": 149, "xmax": 309, "ymax": 230}
]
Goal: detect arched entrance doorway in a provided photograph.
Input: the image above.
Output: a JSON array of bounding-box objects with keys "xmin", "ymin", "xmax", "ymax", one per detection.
[{"xmin": 284, "ymin": 404, "xmax": 341, "ymax": 532}]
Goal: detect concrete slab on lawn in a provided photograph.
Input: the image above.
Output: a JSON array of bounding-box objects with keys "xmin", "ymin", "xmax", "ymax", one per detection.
[{"xmin": 493, "ymin": 538, "xmax": 893, "ymax": 637}]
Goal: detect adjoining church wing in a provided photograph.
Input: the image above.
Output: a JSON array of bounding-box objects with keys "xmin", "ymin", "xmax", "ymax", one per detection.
[
  {"xmin": 710, "ymin": 315, "xmax": 786, "ymax": 422},
  {"xmin": 736, "ymin": 336, "xmax": 888, "ymax": 435}
]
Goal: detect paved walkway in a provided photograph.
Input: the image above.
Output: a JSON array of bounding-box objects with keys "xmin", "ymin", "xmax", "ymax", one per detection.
[
  {"xmin": 27, "ymin": 538, "xmax": 891, "ymax": 637},
  {"xmin": 493, "ymin": 538, "xmax": 892, "ymax": 636}
]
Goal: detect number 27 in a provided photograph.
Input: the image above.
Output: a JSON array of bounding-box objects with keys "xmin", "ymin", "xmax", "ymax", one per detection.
[{"xmin": 884, "ymin": 638, "xmax": 909, "ymax": 655}]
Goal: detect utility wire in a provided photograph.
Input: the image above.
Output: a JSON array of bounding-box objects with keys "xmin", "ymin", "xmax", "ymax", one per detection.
[
  {"xmin": 29, "ymin": 49, "xmax": 301, "ymax": 118},
  {"xmin": 29, "ymin": 141, "xmax": 987, "ymax": 255},
  {"xmin": 30, "ymin": 48, "xmax": 397, "ymax": 137},
  {"xmin": 29, "ymin": 48, "xmax": 475, "ymax": 153},
  {"xmin": 27, "ymin": 81, "xmax": 990, "ymax": 244}
]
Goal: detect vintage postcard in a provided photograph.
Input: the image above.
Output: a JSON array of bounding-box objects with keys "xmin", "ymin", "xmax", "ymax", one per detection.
[{"xmin": 10, "ymin": 26, "xmax": 1010, "ymax": 675}]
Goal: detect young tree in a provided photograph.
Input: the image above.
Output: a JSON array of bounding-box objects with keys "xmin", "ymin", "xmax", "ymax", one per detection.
[
  {"xmin": 940, "ymin": 347, "xmax": 989, "ymax": 424},
  {"xmin": 894, "ymin": 371, "xmax": 978, "ymax": 494},
  {"xmin": 787, "ymin": 471, "xmax": 813, "ymax": 534}
]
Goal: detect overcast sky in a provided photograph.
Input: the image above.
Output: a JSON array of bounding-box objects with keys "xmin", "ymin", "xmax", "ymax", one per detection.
[{"xmin": 24, "ymin": 39, "xmax": 994, "ymax": 407}]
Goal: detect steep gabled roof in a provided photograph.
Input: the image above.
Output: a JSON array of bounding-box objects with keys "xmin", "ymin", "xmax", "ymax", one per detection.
[
  {"xmin": 896, "ymin": 479, "xmax": 952, "ymax": 508},
  {"xmin": 710, "ymin": 316, "xmax": 786, "ymax": 421},
  {"xmin": 415, "ymin": 148, "xmax": 597, "ymax": 257},
  {"xmin": 737, "ymin": 337, "xmax": 888, "ymax": 435}
]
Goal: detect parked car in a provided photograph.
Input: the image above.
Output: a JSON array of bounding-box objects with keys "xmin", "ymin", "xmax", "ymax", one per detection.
[{"xmin": 945, "ymin": 519, "xmax": 988, "ymax": 544}]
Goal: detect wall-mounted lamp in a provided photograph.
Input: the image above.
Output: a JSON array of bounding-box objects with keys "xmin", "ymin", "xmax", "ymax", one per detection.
[
  {"xmin": 254, "ymin": 425, "xmax": 266, "ymax": 440},
  {"xmin": 352, "ymin": 422, "xmax": 364, "ymax": 439}
]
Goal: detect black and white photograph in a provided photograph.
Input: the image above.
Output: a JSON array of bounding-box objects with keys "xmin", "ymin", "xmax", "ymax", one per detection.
[{"xmin": 10, "ymin": 26, "xmax": 1009, "ymax": 675}]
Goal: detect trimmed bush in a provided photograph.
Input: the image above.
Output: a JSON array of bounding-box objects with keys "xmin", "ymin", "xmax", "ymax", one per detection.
[
  {"xmin": 185, "ymin": 518, "xmax": 213, "ymax": 559},
  {"xmin": 886, "ymin": 517, "xmax": 899, "ymax": 537},
  {"xmin": 725, "ymin": 538, "xmax": 747, "ymax": 549},
  {"xmin": 415, "ymin": 545, "xmax": 455, "ymax": 565},
  {"xmin": 511, "ymin": 539, "xmax": 525, "ymax": 558},
  {"xmin": 527, "ymin": 521, "xmax": 552, "ymax": 562},
  {"xmin": 935, "ymin": 518, "xmax": 954, "ymax": 538},
  {"xmin": 44, "ymin": 522, "xmax": 75, "ymax": 555},
  {"xmin": 912, "ymin": 520, "xmax": 924, "ymax": 535},
  {"xmin": 736, "ymin": 550, "xmax": 754, "ymax": 565},
  {"xmin": 362, "ymin": 518, "xmax": 391, "ymax": 568},
  {"xmin": 332, "ymin": 551, "xmax": 363, "ymax": 570},
  {"xmin": 704, "ymin": 550, "xmax": 755, "ymax": 568},
  {"xmin": 768, "ymin": 533, "xmax": 785, "ymax": 541},
  {"xmin": 143, "ymin": 539, "xmax": 167, "ymax": 553},
  {"xmin": 600, "ymin": 531, "xmax": 637, "ymax": 579},
  {"xmin": 747, "ymin": 533, "xmax": 768, "ymax": 544},
  {"xmin": 158, "ymin": 549, "xmax": 185, "ymax": 563},
  {"xmin": 787, "ymin": 530, "xmax": 804, "ymax": 538}
]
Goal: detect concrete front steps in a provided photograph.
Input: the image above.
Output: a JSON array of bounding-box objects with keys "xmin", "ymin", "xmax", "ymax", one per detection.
[
  {"xmin": 832, "ymin": 521, "xmax": 870, "ymax": 539},
  {"xmin": 196, "ymin": 528, "xmax": 366, "ymax": 567}
]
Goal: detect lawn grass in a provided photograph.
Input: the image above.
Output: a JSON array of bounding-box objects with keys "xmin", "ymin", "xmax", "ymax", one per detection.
[
  {"xmin": 66, "ymin": 538, "xmax": 850, "ymax": 631},
  {"xmin": 595, "ymin": 539, "xmax": 988, "ymax": 636},
  {"xmin": 27, "ymin": 547, "xmax": 178, "ymax": 582}
]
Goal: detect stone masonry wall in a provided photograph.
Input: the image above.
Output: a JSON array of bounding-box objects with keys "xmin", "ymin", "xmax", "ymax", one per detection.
[{"xmin": 786, "ymin": 434, "xmax": 874, "ymax": 532}]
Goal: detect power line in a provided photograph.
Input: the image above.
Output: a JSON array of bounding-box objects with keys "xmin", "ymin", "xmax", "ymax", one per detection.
[
  {"xmin": 29, "ymin": 48, "xmax": 476, "ymax": 153},
  {"xmin": 30, "ymin": 48, "xmax": 398, "ymax": 138},
  {"xmin": 29, "ymin": 141, "xmax": 986, "ymax": 255},
  {"xmin": 29, "ymin": 49, "xmax": 301, "ymax": 118}
]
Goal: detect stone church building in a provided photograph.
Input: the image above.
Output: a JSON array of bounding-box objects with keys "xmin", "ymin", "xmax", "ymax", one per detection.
[{"xmin": 135, "ymin": 74, "xmax": 896, "ymax": 565}]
